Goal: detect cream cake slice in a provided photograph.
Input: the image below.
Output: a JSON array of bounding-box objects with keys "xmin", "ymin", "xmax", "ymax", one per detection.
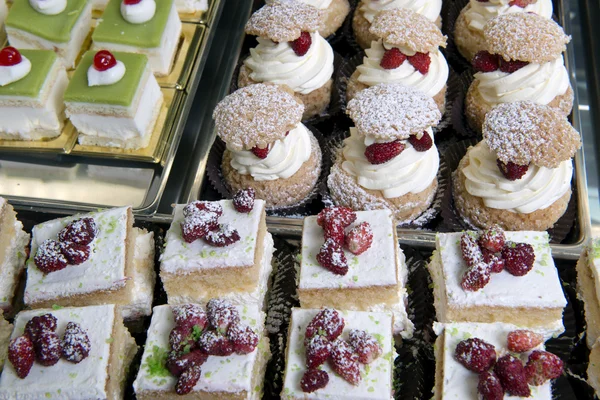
[
  {"xmin": 427, "ymin": 231, "xmax": 566, "ymax": 333},
  {"xmin": 281, "ymin": 307, "xmax": 396, "ymax": 399},
  {"xmin": 133, "ymin": 302, "xmax": 271, "ymax": 399},
  {"xmin": 576, "ymin": 237, "xmax": 600, "ymax": 348},
  {"xmin": 160, "ymin": 199, "xmax": 274, "ymax": 310},
  {"xmin": 298, "ymin": 209, "xmax": 413, "ymax": 338},
  {"xmin": 0, "ymin": 304, "xmax": 137, "ymax": 399},
  {"xmin": 0, "ymin": 312, "xmax": 11, "ymax": 374},
  {"xmin": 433, "ymin": 322, "xmax": 557, "ymax": 400},
  {"xmin": 588, "ymin": 338, "xmax": 600, "ymax": 396},
  {"xmin": 0, "ymin": 197, "xmax": 29, "ymax": 317},
  {"xmin": 23, "ymin": 206, "xmax": 156, "ymax": 322}
]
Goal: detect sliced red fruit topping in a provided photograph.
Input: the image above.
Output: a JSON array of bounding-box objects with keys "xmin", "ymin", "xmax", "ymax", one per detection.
[
  {"xmin": 176, "ymin": 364, "xmax": 202, "ymax": 395},
  {"xmin": 497, "ymin": 159, "xmax": 529, "ymax": 180},
  {"xmin": 232, "ymin": 188, "xmax": 255, "ymax": 213},
  {"xmin": 380, "ymin": 47, "xmax": 407, "ymax": 70},
  {"xmin": 300, "ymin": 369, "xmax": 329, "ymax": 393},
  {"xmin": 169, "ymin": 325, "xmax": 196, "ymax": 354},
  {"xmin": 198, "ymin": 330, "xmax": 234, "ymax": 356},
  {"xmin": 317, "ymin": 207, "xmax": 356, "ymax": 228},
  {"xmin": 364, "ymin": 140, "xmax": 404, "ymax": 165},
  {"xmin": 291, "ymin": 31, "xmax": 312, "ymax": 56},
  {"xmin": 499, "ymin": 58, "xmax": 529, "ymax": 73},
  {"xmin": 181, "ymin": 211, "xmax": 219, "ymax": 243},
  {"xmin": 462, "ymin": 262, "xmax": 492, "ymax": 291},
  {"xmin": 525, "ymin": 350, "xmax": 564, "ymax": 385},
  {"xmin": 408, "ymin": 131, "xmax": 433, "ymax": 152},
  {"xmin": 482, "ymin": 248, "xmax": 504, "ymax": 273},
  {"xmin": 123, "ymin": 0, "xmax": 142, "ymax": 4},
  {"xmin": 25, "ymin": 314, "xmax": 57, "ymax": 342},
  {"xmin": 206, "ymin": 299, "xmax": 240, "ymax": 332},
  {"xmin": 454, "ymin": 337, "xmax": 497, "ymax": 373},
  {"xmin": 509, "ymin": 0, "xmax": 536, "ymax": 8},
  {"xmin": 305, "ymin": 334, "xmax": 331, "ymax": 369},
  {"xmin": 323, "ymin": 220, "xmax": 345, "ymax": 245},
  {"xmin": 501, "ymin": 242, "xmax": 535, "ymax": 276},
  {"xmin": 348, "ymin": 329, "xmax": 382, "ymax": 364},
  {"xmin": 183, "ymin": 201, "xmax": 223, "ymax": 218},
  {"xmin": 305, "ymin": 308, "xmax": 345, "ymax": 342},
  {"xmin": 478, "ymin": 370, "xmax": 504, "ymax": 400},
  {"xmin": 203, "ymin": 224, "xmax": 241, "ymax": 247},
  {"xmin": 472, "ymin": 51, "xmax": 500, "ymax": 73},
  {"xmin": 251, "ymin": 145, "xmax": 270, "ymax": 159},
  {"xmin": 34, "ymin": 239, "xmax": 68, "ymax": 274},
  {"xmin": 34, "ymin": 331, "xmax": 62, "ymax": 366},
  {"xmin": 330, "ymin": 339, "xmax": 361, "ymax": 385},
  {"xmin": 172, "ymin": 304, "xmax": 208, "ymax": 333},
  {"xmin": 60, "ymin": 241, "xmax": 90, "ymax": 265},
  {"xmin": 478, "ymin": 226, "xmax": 506, "ymax": 252},
  {"xmin": 8, "ymin": 336, "xmax": 34, "ymax": 379},
  {"xmin": 507, "ymin": 329, "xmax": 544, "ymax": 353},
  {"xmin": 93, "ymin": 50, "xmax": 117, "ymax": 72},
  {"xmin": 344, "ymin": 222, "xmax": 373, "ymax": 256},
  {"xmin": 62, "ymin": 322, "xmax": 91, "ymax": 363},
  {"xmin": 316, "ymin": 238, "xmax": 348, "ymax": 275},
  {"xmin": 494, "ymin": 354, "xmax": 531, "ymax": 397},
  {"xmin": 408, "ymin": 52, "xmax": 431, "ymax": 74},
  {"xmin": 0, "ymin": 47, "xmax": 22, "ymax": 67},
  {"xmin": 460, "ymin": 232, "xmax": 484, "ymax": 267},
  {"xmin": 58, "ymin": 217, "xmax": 98, "ymax": 245},
  {"xmin": 227, "ymin": 322, "xmax": 258, "ymax": 355},
  {"xmin": 167, "ymin": 349, "xmax": 208, "ymax": 377}
]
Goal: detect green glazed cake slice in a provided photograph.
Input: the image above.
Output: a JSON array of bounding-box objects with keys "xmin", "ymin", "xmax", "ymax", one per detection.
[
  {"xmin": 64, "ymin": 50, "xmax": 163, "ymax": 149},
  {"xmin": 92, "ymin": 0, "xmax": 182, "ymax": 76},
  {"xmin": 6, "ymin": 0, "xmax": 92, "ymax": 68}
]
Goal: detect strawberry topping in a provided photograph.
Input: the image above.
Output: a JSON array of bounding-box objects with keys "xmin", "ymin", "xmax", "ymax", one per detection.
[
  {"xmin": 497, "ymin": 159, "xmax": 529, "ymax": 180},
  {"xmin": 198, "ymin": 330, "xmax": 234, "ymax": 356},
  {"xmin": 380, "ymin": 47, "xmax": 407, "ymax": 70},
  {"xmin": 330, "ymin": 339, "xmax": 361, "ymax": 385},
  {"xmin": 323, "ymin": 220, "xmax": 345, "ymax": 245},
  {"xmin": 202, "ymin": 224, "xmax": 240, "ymax": 247},
  {"xmin": 176, "ymin": 364, "xmax": 202, "ymax": 395},
  {"xmin": 364, "ymin": 140, "xmax": 404, "ymax": 165},
  {"xmin": 317, "ymin": 207, "xmax": 356, "ymax": 228},
  {"xmin": 58, "ymin": 217, "xmax": 98, "ymax": 245},
  {"xmin": 305, "ymin": 308, "xmax": 345, "ymax": 342},
  {"xmin": 344, "ymin": 222, "xmax": 373, "ymax": 255},
  {"xmin": 93, "ymin": 50, "xmax": 117, "ymax": 72},
  {"xmin": 461, "ymin": 262, "xmax": 492, "ymax": 291},
  {"xmin": 460, "ymin": 233, "xmax": 484, "ymax": 267},
  {"xmin": 33, "ymin": 331, "xmax": 62, "ymax": 366},
  {"xmin": 8, "ymin": 336, "xmax": 35, "ymax": 379},
  {"xmin": 181, "ymin": 211, "xmax": 219, "ymax": 243},
  {"xmin": 482, "ymin": 248, "xmax": 505, "ymax": 273},
  {"xmin": 501, "ymin": 242, "xmax": 535, "ymax": 276},
  {"xmin": 183, "ymin": 201, "xmax": 223, "ymax": 218},
  {"xmin": 499, "ymin": 58, "xmax": 529, "ymax": 73},
  {"xmin": 300, "ymin": 369, "xmax": 329, "ymax": 393},
  {"xmin": 169, "ymin": 325, "xmax": 196, "ymax": 354},
  {"xmin": 305, "ymin": 334, "xmax": 331, "ymax": 369},
  {"xmin": 348, "ymin": 329, "xmax": 382, "ymax": 364},
  {"xmin": 0, "ymin": 47, "xmax": 22, "ymax": 67},
  {"xmin": 251, "ymin": 145, "xmax": 270, "ymax": 159},
  {"xmin": 167, "ymin": 349, "xmax": 208, "ymax": 377},
  {"xmin": 172, "ymin": 304, "xmax": 208, "ymax": 333},
  {"xmin": 227, "ymin": 322, "xmax": 258, "ymax": 355},
  {"xmin": 25, "ymin": 314, "xmax": 57, "ymax": 342},
  {"xmin": 509, "ymin": 0, "xmax": 536, "ymax": 8},
  {"xmin": 408, "ymin": 131, "xmax": 433, "ymax": 152},
  {"xmin": 291, "ymin": 31, "xmax": 312, "ymax": 56},
  {"xmin": 317, "ymin": 238, "xmax": 348, "ymax": 275},
  {"xmin": 472, "ymin": 51, "xmax": 500, "ymax": 73},
  {"xmin": 478, "ymin": 371, "xmax": 504, "ymax": 400},
  {"xmin": 525, "ymin": 350, "xmax": 563, "ymax": 385},
  {"xmin": 494, "ymin": 354, "xmax": 531, "ymax": 397},
  {"xmin": 232, "ymin": 188, "xmax": 255, "ymax": 213},
  {"xmin": 206, "ymin": 299, "xmax": 240, "ymax": 332},
  {"xmin": 454, "ymin": 338, "xmax": 497, "ymax": 373},
  {"xmin": 60, "ymin": 241, "xmax": 90, "ymax": 265},
  {"xmin": 478, "ymin": 226, "xmax": 506, "ymax": 252},
  {"xmin": 408, "ymin": 52, "xmax": 431, "ymax": 74},
  {"xmin": 62, "ymin": 322, "xmax": 91, "ymax": 363},
  {"xmin": 34, "ymin": 239, "xmax": 68, "ymax": 274},
  {"xmin": 507, "ymin": 329, "xmax": 544, "ymax": 353}
]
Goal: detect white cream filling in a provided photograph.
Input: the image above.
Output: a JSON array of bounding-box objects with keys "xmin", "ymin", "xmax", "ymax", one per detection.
[
  {"xmin": 465, "ymin": 0, "xmax": 553, "ymax": 32},
  {"xmin": 359, "ymin": 0, "xmax": 442, "ymax": 23},
  {"xmin": 174, "ymin": 0, "xmax": 207, "ymax": 12},
  {"xmin": 121, "ymin": 229, "xmax": 155, "ymax": 321},
  {"xmin": 0, "ymin": 223, "xmax": 29, "ymax": 311}
]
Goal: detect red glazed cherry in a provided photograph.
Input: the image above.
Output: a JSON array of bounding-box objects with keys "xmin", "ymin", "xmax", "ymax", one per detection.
[
  {"xmin": 0, "ymin": 47, "xmax": 22, "ymax": 67},
  {"xmin": 93, "ymin": 50, "xmax": 117, "ymax": 72},
  {"xmin": 123, "ymin": 0, "xmax": 142, "ymax": 4}
]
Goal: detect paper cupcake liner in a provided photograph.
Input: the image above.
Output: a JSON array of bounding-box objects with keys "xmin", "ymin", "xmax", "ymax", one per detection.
[
  {"xmin": 439, "ymin": 139, "xmax": 577, "ymax": 243},
  {"xmin": 450, "ymin": 69, "xmax": 480, "ymax": 138},
  {"xmin": 206, "ymin": 125, "xmax": 330, "ymax": 217},
  {"xmin": 442, "ymin": 0, "xmax": 473, "ymax": 73},
  {"xmin": 320, "ymin": 128, "xmax": 449, "ymax": 229}
]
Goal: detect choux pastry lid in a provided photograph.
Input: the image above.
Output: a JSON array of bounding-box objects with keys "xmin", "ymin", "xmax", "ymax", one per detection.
[{"xmin": 245, "ymin": 0, "xmax": 323, "ymax": 42}]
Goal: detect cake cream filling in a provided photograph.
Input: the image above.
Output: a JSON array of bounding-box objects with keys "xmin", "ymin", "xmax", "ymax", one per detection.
[
  {"xmin": 359, "ymin": 0, "xmax": 442, "ymax": 23},
  {"xmin": 465, "ymin": 0, "xmax": 553, "ymax": 32},
  {"xmin": 462, "ymin": 142, "xmax": 572, "ymax": 213},
  {"xmin": 244, "ymin": 32, "xmax": 334, "ymax": 95},
  {"xmin": 92, "ymin": 5, "xmax": 181, "ymax": 75},
  {"xmin": 0, "ymin": 224, "xmax": 29, "ymax": 312},
  {"xmin": 358, "ymin": 40, "xmax": 448, "ymax": 98},
  {"xmin": 475, "ymin": 56, "xmax": 570, "ymax": 105},
  {"xmin": 341, "ymin": 127, "xmax": 439, "ymax": 198},
  {"xmin": 174, "ymin": 0, "xmax": 207, "ymax": 12},
  {"xmin": 227, "ymin": 123, "xmax": 312, "ymax": 181},
  {"xmin": 121, "ymin": 229, "xmax": 155, "ymax": 321}
]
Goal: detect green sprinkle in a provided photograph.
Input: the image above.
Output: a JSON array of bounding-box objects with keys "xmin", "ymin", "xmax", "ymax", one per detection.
[
  {"xmin": 205, "ymin": 372, "xmax": 212, "ymax": 378},
  {"xmin": 45, "ymin": 393, "xmax": 51, "ymax": 398},
  {"xmin": 105, "ymin": 337, "xmax": 114, "ymax": 344},
  {"xmin": 192, "ymin": 325, "xmax": 202, "ymax": 341},
  {"xmin": 51, "ymin": 304, "xmax": 63, "ymax": 310},
  {"xmin": 352, "ymin": 275, "xmax": 358, "ymax": 282},
  {"xmin": 143, "ymin": 346, "xmax": 170, "ymax": 378},
  {"xmin": 368, "ymin": 387, "xmax": 375, "ymax": 393}
]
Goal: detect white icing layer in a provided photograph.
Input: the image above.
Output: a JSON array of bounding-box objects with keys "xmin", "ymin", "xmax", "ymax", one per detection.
[
  {"xmin": 0, "ymin": 305, "xmax": 115, "ymax": 400},
  {"xmin": 244, "ymin": 32, "xmax": 334, "ymax": 95},
  {"xmin": 227, "ymin": 123, "xmax": 311, "ymax": 181},
  {"xmin": 0, "ymin": 56, "xmax": 31, "ymax": 86},
  {"xmin": 87, "ymin": 60, "xmax": 126, "ymax": 87},
  {"xmin": 281, "ymin": 308, "xmax": 395, "ymax": 399},
  {"xmin": 359, "ymin": 0, "xmax": 442, "ymax": 23},
  {"xmin": 462, "ymin": 142, "xmax": 573, "ymax": 213},
  {"xmin": 465, "ymin": 0, "xmax": 553, "ymax": 32},
  {"xmin": 357, "ymin": 40, "xmax": 448, "ymax": 98},
  {"xmin": 160, "ymin": 200, "xmax": 265, "ymax": 274},
  {"xmin": 475, "ymin": 56, "xmax": 569, "ymax": 105},
  {"xmin": 121, "ymin": 229, "xmax": 155, "ymax": 321},
  {"xmin": 340, "ymin": 127, "xmax": 439, "ymax": 198},
  {"xmin": 120, "ymin": 0, "xmax": 156, "ymax": 24},
  {"xmin": 24, "ymin": 207, "xmax": 130, "ymax": 305},
  {"xmin": 29, "ymin": 0, "xmax": 67, "ymax": 15},
  {"xmin": 0, "ymin": 221, "xmax": 29, "ymax": 312}
]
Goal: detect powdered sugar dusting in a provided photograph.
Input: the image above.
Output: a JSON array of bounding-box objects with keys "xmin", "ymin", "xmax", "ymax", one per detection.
[{"xmin": 245, "ymin": 0, "xmax": 323, "ymax": 42}]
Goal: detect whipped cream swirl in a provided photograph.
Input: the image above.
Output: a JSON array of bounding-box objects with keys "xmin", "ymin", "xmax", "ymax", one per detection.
[
  {"xmin": 87, "ymin": 61, "xmax": 126, "ymax": 86},
  {"xmin": 227, "ymin": 123, "xmax": 312, "ymax": 181},
  {"xmin": 29, "ymin": 0, "xmax": 67, "ymax": 15},
  {"xmin": 244, "ymin": 32, "xmax": 334, "ymax": 95},
  {"xmin": 341, "ymin": 127, "xmax": 439, "ymax": 198},
  {"xmin": 475, "ymin": 56, "xmax": 569, "ymax": 105},
  {"xmin": 0, "ymin": 56, "xmax": 31, "ymax": 86},
  {"xmin": 265, "ymin": 0, "xmax": 332, "ymax": 9},
  {"xmin": 462, "ymin": 142, "xmax": 572, "ymax": 213},
  {"xmin": 121, "ymin": 0, "xmax": 156, "ymax": 24},
  {"xmin": 465, "ymin": 0, "xmax": 553, "ymax": 32},
  {"xmin": 360, "ymin": 0, "xmax": 442, "ymax": 23},
  {"xmin": 357, "ymin": 40, "xmax": 448, "ymax": 98}
]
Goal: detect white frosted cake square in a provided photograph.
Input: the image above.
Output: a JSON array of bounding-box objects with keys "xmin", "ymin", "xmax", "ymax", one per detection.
[
  {"xmin": 576, "ymin": 238, "xmax": 600, "ymax": 347},
  {"xmin": 0, "ymin": 304, "xmax": 137, "ymax": 399},
  {"xmin": 298, "ymin": 209, "xmax": 412, "ymax": 337},
  {"xmin": 133, "ymin": 303, "xmax": 270, "ymax": 399},
  {"xmin": 428, "ymin": 231, "xmax": 566, "ymax": 332},
  {"xmin": 281, "ymin": 308, "xmax": 395, "ymax": 399},
  {"xmin": 160, "ymin": 200, "xmax": 274, "ymax": 309},
  {"xmin": 24, "ymin": 206, "xmax": 155, "ymax": 321}
]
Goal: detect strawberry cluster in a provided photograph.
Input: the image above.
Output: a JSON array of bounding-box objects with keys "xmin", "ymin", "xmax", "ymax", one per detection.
[
  {"xmin": 315, "ymin": 207, "xmax": 374, "ymax": 275},
  {"xmin": 454, "ymin": 330, "xmax": 563, "ymax": 399},
  {"xmin": 251, "ymin": 131, "xmax": 289, "ymax": 159},
  {"xmin": 300, "ymin": 309, "xmax": 382, "ymax": 393},
  {"xmin": 472, "ymin": 50, "xmax": 530, "ymax": 74},
  {"xmin": 291, "ymin": 31, "xmax": 312, "ymax": 56},
  {"xmin": 167, "ymin": 300, "xmax": 259, "ymax": 395},
  {"xmin": 459, "ymin": 226, "xmax": 535, "ymax": 292},
  {"xmin": 8, "ymin": 313, "xmax": 91, "ymax": 379},
  {"xmin": 34, "ymin": 217, "xmax": 98, "ymax": 274},
  {"xmin": 496, "ymin": 159, "xmax": 529, "ymax": 181},
  {"xmin": 180, "ymin": 201, "xmax": 240, "ymax": 246},
  {"xmin": 364, "ymin": 131, "xmax": 433, "ymax": 165},
  {"xmin": 380, "ymin": 47, "xmax": 431, "ymax": 74}
]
